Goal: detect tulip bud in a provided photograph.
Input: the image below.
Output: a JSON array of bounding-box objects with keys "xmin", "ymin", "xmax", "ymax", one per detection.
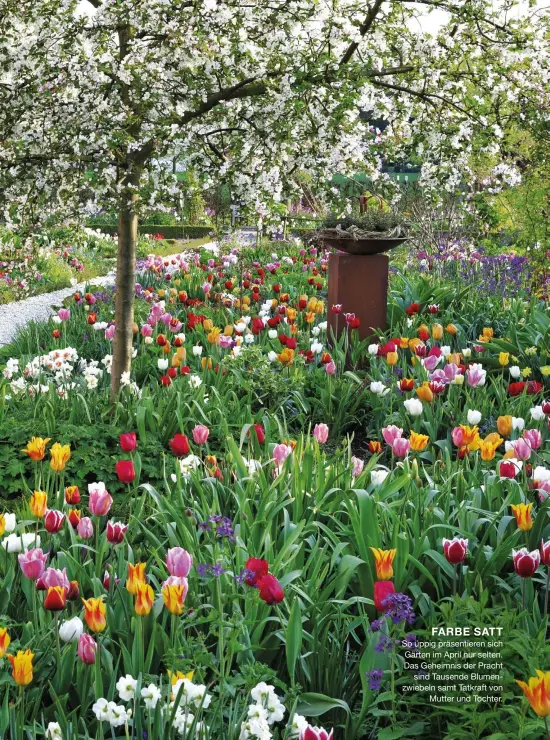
[{"xmin": 78, "ymin": 633, "xmax": 97, "ymax": 664}]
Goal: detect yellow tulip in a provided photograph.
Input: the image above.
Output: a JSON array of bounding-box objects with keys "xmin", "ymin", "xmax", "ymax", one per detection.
[
  {"xmin": 30, "ymin": 491, "xmax": 48, "ymax": 518},
  {"xmin": 162, "ymin": 584, "xmax": 186, "ymax": 615},
  {"xmin": 409, "ymin": 431, "xmax": 429, "ymax": 452},
  {"xmin": 511, "ymin": 503, "xmax": 534, "ymax": 532},
  {"xmin": 498, "ymin": 352, "xmax": 510, "ymax": 366},
  {"xmin": 497, "ymin": 415, "xmax": 513, "ymax": 437},
  {"xmin": 7, "ymin": 650, "xmax": 34, "ymax": 686},
  {"xmin": 50, "ymin": 442, "xmax": 71, "ymax": 472}
]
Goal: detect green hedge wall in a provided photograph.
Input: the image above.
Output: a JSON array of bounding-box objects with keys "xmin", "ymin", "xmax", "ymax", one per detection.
[{"xmin": 88, "ymin": 223, "xmax": 214, "ymax": 239}]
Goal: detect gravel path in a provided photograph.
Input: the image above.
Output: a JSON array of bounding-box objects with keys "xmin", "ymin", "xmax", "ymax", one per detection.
[{"xmin": 0, "ymin": 241, "xmax": 218, "ymax": 346}]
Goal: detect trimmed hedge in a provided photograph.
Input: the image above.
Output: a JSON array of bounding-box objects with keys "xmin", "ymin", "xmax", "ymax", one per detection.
[{"xmin": 88, "ymin": 223, "xmax": 214, "ymax": 239}]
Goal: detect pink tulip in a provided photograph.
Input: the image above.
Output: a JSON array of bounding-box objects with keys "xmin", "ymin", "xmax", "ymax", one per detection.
[
  {"xmin": 382, "ymin": 425, "xmax": 403, "ymax": 447},
  {"xmin": 77, "ymin": 517, "xmax": 94, "ymax": 539},
  {"xmin": 104, "ymin": 324, "xmax": 116, "ymax": 340},
  {"xmin": 58, "ymin": 308, "xmax": 70, "ymax": 321},
  {"xmin": 18, "ymin": 548, "xmax": 48, "ymax": 580},
  {"xmin": 422, "ymin": 354, "xmax": 440, "ymax": 371},
  {"xmin": 392, "ymin": 438, "xmax": 411, "ymax": 457},
  {"xmin": 451, "ymin": 426, "xmax": 466, "ymax": 447},
  {"xmin": 444, "ymin": 363, "xmax": 462, "ymax": 382},
  {"xmin": 313, "ymin": 423, "xmax": 329, "ymax": 444},
  {"xmin": 192, "ymin": 424, "xmax": 210, "ymax": 445},
  {"xmin": 466, "ymin": 363, "xmax": 486, "ymax": 388},
  {"xmin": 510, "ymin": 438, "xmax": 532, "ymax": 461},
  {"xmin": 160, "ymin": 312, "xmax": 172, "ymax": 326},
  {"xmin": 88, "ymin": 482, "xmax": 113, "ymax": 516},
  {"xmin": 351, "ymin": 456, "xmax": 364, "ymax": 478},
  {"xmin": 141, "ymin": 324, "xmax": 153, "ymax": 337},
  {"xmin": 300, "ymin": 727, "xmax": 334, "ymax": 740},
  {"xmin": 273, "ymin": 443, "xmax": 293, "ymax": 467},
  {"xmin": 37, "ymin": 567, "xmax": 70, "ymax": 591},
  {"xmin": 166, "ymin": 547, "xmax": 193, "ymax": 577},
  {"xmin": 523, "ymin": 429, "xmax": 542, "ymax": 450},
  {"xmin": 325, "ymin": 361, "xmax": 336, "ymax": 376},
  {"xmin": 78, "ymin": 633, "xmax": 97, "ymax": 664},
  {"xmin": 202, "ymin": 281, "xmax": 212, "ymax": 294}
]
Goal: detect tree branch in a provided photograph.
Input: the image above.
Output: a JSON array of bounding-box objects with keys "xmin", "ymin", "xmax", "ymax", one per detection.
[{"xmin": 339, "ymin": 0, "xmax": 385, "ymax": 67}]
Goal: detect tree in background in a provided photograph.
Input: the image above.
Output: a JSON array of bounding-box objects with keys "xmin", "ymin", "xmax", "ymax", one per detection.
[{"xmin": 1, "ymin": 0, "xmax": 548, "ymax": 395}]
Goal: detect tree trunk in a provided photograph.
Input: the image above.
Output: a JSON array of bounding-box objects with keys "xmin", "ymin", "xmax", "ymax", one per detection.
[{"xmin": 110, "ymin": 168, "xmax": 140, "ymax": 400}]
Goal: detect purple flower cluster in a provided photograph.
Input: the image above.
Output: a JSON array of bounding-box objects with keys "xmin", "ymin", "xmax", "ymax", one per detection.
[
  {"xmin": 382, "ymin": 593, "xmax": 416, "ymax": 625},
  {"xmin": 196, "ymin": 562, "xmax": 226, "ymax": 578},
  {"xmin": 366, "ymin": 669, "xmax": 384, "ymax": 691},
  {"xmin": 198, "ymin": 515, "xmax": 236, "ymax": 543}
]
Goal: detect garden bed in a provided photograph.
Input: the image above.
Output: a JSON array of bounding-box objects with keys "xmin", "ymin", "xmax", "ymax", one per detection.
[{"xmin": 0, "ymin": 236, "xmax": 549, "ymax": 738}]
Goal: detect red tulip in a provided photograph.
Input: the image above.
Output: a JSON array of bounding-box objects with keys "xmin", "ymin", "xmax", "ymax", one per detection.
[
  {"xmin": 106, "ymin": 521, "xmax": 128, "ymax": 545},
  {"xmin": 442, "ymin": 537, "xmax": 468, "ymax": 564},
  {"xmin": 44, "ymin": 586, "xmax": 67, "ymax": 611},
  {"xmin": 499, "ymin": 460, "xmax": 519, "ymax": 479},
  {"xmin": 115, "ymin": 460, "xmax": 135, "ymax": 484},
  {"xmin": 254, "ymin": 424, "xmax": 265, "ymax": 445},
  {"xmin": 169, "ymin": 434, "xmax": 190, "ymax": 456},
  {"xmin": 67, "ymin": 580, "xmax": 80, "ymax": 601},
  {"xmin": 44, "ymin": 509, "xmax": 65, "ymax": 534},
  {"xmin": 257, "ymin": 574, "xmax": 284, "ymax": 604},
  {"xmin": 374, "ymin": 580, "xmax": 395, "ymax": 611},
  {"xmin": 168, "ymin": 367, "xmax": 178, "ymax": 379},
  {"xmin": 160, "ymin": 375, "xmax": 172, "ymax": 387},
  {"xmin": 512, "ymin": 548, "xmax": 540, "ymax": 578},
  {"xmin": 119, "ymin": 433, "xmax": 137, "ymax": 452},
  {"xmin": 244, "ymin": 558, "xmax": 269, "ymax": 586},
  {"xmin": 286, "ymin": 337, "xmax": 297, "ymax": 350}
]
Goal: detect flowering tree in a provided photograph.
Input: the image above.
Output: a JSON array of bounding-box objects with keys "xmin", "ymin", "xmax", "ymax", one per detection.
[{"xmin": 0, "ymin": 0, "xmax": 548, "ymax": 394}]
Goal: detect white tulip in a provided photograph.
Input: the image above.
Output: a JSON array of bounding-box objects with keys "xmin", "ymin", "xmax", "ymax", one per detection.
[
  {"xmin": 404, "ymin": 398, "xmax": 423, "ymax": 416},
  {"xmin": 59, "ymin": 617, "xmax": 84, "ymax": 642},
  {"xmin": 467, "ymin": 409, "xmax": 482, "ymax": 425}
]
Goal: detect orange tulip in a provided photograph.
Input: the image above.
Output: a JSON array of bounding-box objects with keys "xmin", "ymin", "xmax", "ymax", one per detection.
[
  {"xmin": 370, "ymin": 548, "xmax": 397, "ymax": 580},
  {"xmin": 445, "ymin": 323, "xmax": 458, "ymax": 335},
  {"xmin": 0, "ymin": 627, "xmax": 10, "ymax": 658},
  {"xmin": 497, "ymin": 415, "xmax": 513, "ymax": 437},
  {"xmin": 22, "ymin": 437, "xmax": 50, "ymax": 461},
  {"xmin": 82, "ymin": 596, "xmax": 107, "ymax": 632},
  {"xmin": 432, "ymin": 323, "xmax": 443, "ymax": 340},
  {"xmin": 368, "ymin": 440, "xmax": 383, "ymax": 454},
  {"xmin": 135, "ymin": 582, "xmax": 154, "ymax": 616},
  {"xmin": 416, "ymin": 382, "xmax": 434, "ymax": 403},
  {"xmin": 126, "ymin": 563, "xmax": 147, "ymax": 595},
  {"xmin": 511, "ymin": 503, "xmax": 534, "ymax": 532},
  {"xmin": 517, "ymin": 670, "xmax": 550, "ymax": 717},
  {"xmin": 277, "ymin": 348, "xmax": 294, "ymax": 366}
]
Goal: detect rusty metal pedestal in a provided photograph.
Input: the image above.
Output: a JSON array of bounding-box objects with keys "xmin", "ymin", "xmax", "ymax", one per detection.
[{"xmin": 327, "ymin": 252, "xmax": 388, "ymax": 340}]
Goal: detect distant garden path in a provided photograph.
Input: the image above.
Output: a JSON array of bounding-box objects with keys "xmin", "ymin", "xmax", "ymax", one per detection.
[{"xmin": 0, "ymin": 241, "xmax": 217, "ymax": 347}]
